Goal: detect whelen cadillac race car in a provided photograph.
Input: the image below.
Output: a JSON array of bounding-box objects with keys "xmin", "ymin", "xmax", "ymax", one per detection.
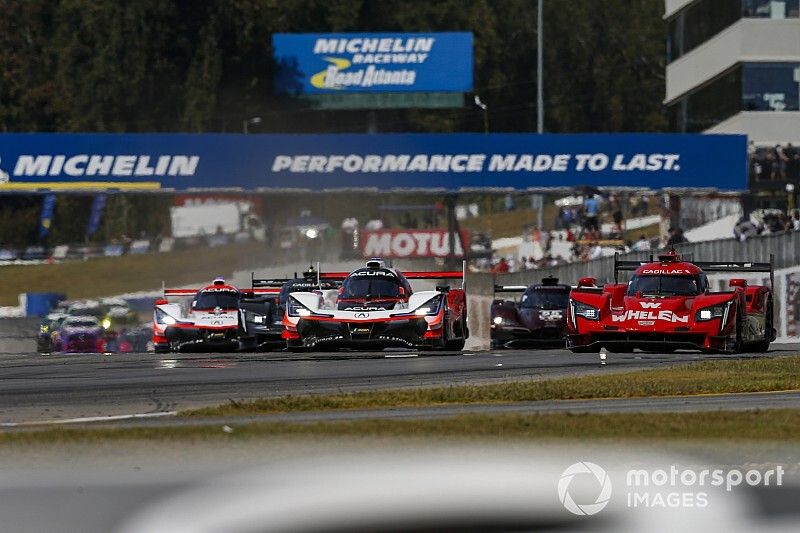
[
  {"xmin": 153, "ymin": 277, "xmax": 280, "ymax": 353},
  {"xmin": 283, "ymin": 259, "xmax": 468, "ymax": 351},
  {"xmin": 491, "ymin": 277, "xmax": 570, "ymax": 348},
  {"xmin": 567, "ymin": 251, "xmax": 776, "ymax": 353}
]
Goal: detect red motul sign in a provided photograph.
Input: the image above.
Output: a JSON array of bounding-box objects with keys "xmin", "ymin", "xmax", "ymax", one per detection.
[{"xmin": 362, "ymin": 229, "xmax": 468, "ymax": 258}]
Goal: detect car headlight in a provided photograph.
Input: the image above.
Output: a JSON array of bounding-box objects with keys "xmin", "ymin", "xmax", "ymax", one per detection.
[
  {"xmin": 287, "ymin": 298, "xmax": 316, "ymax": 318},
  {"xmin": 413, "ymin": 295, "xmax": 443, "ymax": 316},
  {"xmin": 571, "ymin": 300, "xmax": 599, "ymax": 320},
  {"xmin": 155, "ymin": 308, "xmax": 177, "ymax": 325},
  {"xmin": 492, "ymin": 316, "xmax": 518, "ymax": 326},
  {"xmin": 695, "ymin": 302, "xmax": 730, "ymax": 322}
]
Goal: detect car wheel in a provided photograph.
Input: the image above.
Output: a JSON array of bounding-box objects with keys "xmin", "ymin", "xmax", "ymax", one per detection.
[{"xmin": 751, "ymin": 298, "xmax": 773, "ymax": 352}]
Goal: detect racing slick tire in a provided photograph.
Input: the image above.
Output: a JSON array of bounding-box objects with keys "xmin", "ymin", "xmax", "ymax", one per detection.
[
  {"xmin": 751, "ymin": 298, "xmax": 773, "ymax": 353},
  {"xmin": 445, "ymin": 337, "xmax": 466, "ymax": 351},
  {"xmin": 154, "ymin": 344, "xmax": 172, "ymax": 354},
  {"xmin": 444, "ymin": 312, "xmax": 467, "ymax": 351}
]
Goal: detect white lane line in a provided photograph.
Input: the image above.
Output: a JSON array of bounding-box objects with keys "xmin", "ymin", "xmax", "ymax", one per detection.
[
  {"xmin": 0, "ymin": 411, "xmax": 178, "ymax": 428},
  {"xmin": 384, "ymin": 353, "xmax": 418, "ymax": 358}
]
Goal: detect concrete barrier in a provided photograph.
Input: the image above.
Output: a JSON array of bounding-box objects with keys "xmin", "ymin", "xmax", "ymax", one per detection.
[
  {"xmin": 465, "ymin": 272, "xmax": 493, "ymax": 351},
  {"xmin": 0, "ymin": 318, "xmax": 38, "ymax": 354}
]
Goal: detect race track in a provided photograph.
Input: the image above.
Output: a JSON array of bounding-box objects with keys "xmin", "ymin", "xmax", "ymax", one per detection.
[{"xmin": 1, "ymin": 344, "xmax": 798, "ymax": 424}]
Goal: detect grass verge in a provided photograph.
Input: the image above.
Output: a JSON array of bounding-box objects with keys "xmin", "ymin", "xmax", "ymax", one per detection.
[
  {"xmin": 185, "ymin": 356, "xmax": 800, "ymax": 417},
  {"xmin": 5, "ymin": 410, "xmax": 800, "ymax": 445},
  {"xmin": 0, "ymin": 241, "xmax": 273, "ymax": 304}
]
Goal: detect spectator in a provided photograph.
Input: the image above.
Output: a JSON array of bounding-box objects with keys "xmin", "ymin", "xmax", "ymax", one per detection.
[
  {"xmin": 492, "ymin": 257, "xmax": 510, "ymax": 273},
  {"xmin": 632, "ymin": 234, "xmax": 651, "ymax": 252},
  {"xmin": 666, "ymin": 227, "xmax": 688, "ymax": 246},
  {"xmin": 504, "ymin": 194, "xmax": 515, "ymax": 211},
  {"xmin": 733, "ymin": 216, "xmax": 758, "ymax": 242},
  {"xmin": 785, "ymin": 143, "xmax": 800, "ymax": 182},
  {"xmin": 589, "ymin": 241, "xmax": 603, "ymax": 260},
  {"xmin": 793, "ymin": 211, "xmax": 800, "ymax": 231},
  {"xmin": 583, "ymin": 195, "xmax": 600, "ymax": 232}
]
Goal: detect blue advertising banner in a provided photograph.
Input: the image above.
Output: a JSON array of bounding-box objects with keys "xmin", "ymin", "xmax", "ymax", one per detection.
[
  {"xmin": 0, "ymin": 133, "xmax": 747, "ymax": 191},
  {"xmin": 86, "ymin": 194, "xmax": 107, "ymax": 237},
  {"xmin": 273, "ymin": 32, "xmax": 473, "ymax": 94},
  {"xmin": 39, "ymin": 194, "xmax": 56, "ymax": 239}
]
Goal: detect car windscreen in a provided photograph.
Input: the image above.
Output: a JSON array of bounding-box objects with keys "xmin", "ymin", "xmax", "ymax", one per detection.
[
  {"xmin": 626, "ymin": 275, "xmax": 700, "ymax": 296},
  {"xmin": 521, "ymin": 289, "xmax": 570, "ymax": 309},
  {"xmin": 193, "ymin": 291, "xmax": 239, "ymax": 310},
  {"xmin": 341, "ymin": 276, "xmax": 401, "ymax": 299}
]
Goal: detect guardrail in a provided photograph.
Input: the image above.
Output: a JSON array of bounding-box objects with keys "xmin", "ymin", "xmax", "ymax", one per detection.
[{"xmin": 0, "ymin": 232, "xmax": 256, "ymax": 266}]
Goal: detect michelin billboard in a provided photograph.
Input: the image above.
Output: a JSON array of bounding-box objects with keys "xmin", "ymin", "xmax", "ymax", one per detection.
[
  {"xmin": 0, "ymin": 133, "xmax": 747, "ymax": 191},
  {"xmin": 272, "ymin": 32, "xmax": 473, "ymax": 94}
]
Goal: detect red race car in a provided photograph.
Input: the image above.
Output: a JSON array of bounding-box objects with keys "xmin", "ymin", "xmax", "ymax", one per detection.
[{"xmin": 566, "ymin": 251, "xmax": 775, "ymax": 354}]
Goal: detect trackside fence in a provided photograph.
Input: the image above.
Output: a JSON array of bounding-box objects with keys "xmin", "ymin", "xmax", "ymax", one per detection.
[{"xmin": 495, "ymin": 232, "xmax": 800, "ymax": 343}]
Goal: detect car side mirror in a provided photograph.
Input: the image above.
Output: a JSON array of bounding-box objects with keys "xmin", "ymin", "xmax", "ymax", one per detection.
[
  {"xmin": 435, "ymin": 285, "xmax": 450, "ymax": 293},
  {"xmin": 578, "ymin": 277, "xmax": 596, "ymax": 288},
  {"xmin": 729, "ymin": 278, "xmax": 747, "ymax": 289},
  {"xmin": 155, "ymin": 299, "xmax": 168, "ymax": 306},
  {"xmin": 398, "ymin": 287, "xmax": 406, "ymax": 296}
]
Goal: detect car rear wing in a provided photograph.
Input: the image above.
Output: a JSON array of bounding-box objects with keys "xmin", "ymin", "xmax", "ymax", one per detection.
[
  {"xmin": 614, "ymin": 253, "xmax": 775, "ymax": 288},
  {"xmin": 250, "ymin": 272, "xmax": 290, "ymax": 293},
  {"xmin": 494, "ymin": 285, "xmax": 527, "ymax": 293},
  {"xmin": 693, "ymin": 256, "xmax": 775, "ymax": 290},
  {"xmin": 319, "ymin": 261, "xmax": 467, "ymax": 289}
]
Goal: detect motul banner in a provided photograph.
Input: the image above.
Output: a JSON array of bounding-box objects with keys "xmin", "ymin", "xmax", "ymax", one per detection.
[{"xmin": 361, "ymin": 229, "xmax": 468, "ymax": 258}]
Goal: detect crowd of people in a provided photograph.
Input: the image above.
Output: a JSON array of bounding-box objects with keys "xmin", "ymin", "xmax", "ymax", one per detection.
[
  {"xmin": 750, "ymin": 142, "xmax": 800, "ymax": 182},
  {"xmin": 734, "ymin": 210, "xmax": 800, "ymax": 241}
]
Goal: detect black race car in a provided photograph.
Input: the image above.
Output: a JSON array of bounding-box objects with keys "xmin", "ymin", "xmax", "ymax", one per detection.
[
  {"xmin": 491, "ymin": 276, "xmax": 570, "ymax": 348},
  {"xmin": 238, "ymin": 268, "xmax": 339, "ymax": 351}
]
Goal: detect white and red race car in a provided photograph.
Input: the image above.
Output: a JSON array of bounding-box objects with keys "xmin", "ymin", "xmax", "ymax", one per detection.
[
  {"xmin": 282, "ymin": 259, "xmax": 468, "ymax": 352},
  {"xmin": 152, "ymin": 277, "xmax": 279, "ymax": 353}
]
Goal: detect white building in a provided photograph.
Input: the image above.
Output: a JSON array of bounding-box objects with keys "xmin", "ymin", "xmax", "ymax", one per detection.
[{"xmin": 665, "ymin": 0, "xmax": 800, "ymax": 145}]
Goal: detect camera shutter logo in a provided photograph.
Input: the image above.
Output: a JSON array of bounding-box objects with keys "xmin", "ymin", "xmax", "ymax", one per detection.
[{"xmin": 558, "ymin": 462, "xmax": 612, "ymax": 516}]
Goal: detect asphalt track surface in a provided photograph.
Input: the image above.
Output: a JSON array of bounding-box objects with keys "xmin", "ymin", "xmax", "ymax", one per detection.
[{"xmin": 1, "ymin": 343, "xmax": 799, "ymax": 425}]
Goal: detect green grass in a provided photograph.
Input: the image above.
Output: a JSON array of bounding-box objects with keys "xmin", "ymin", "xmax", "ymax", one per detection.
[
  {"xmin": 5, "ymin": 410, "xmax": 800, "ymax": 445},
  {"xmin": 184, "ymin": 356, "xmax": 800, "ymax": 417},
  {"xmin": 0, "ymin": 241, "xmax": 274, "ymax": 304}
]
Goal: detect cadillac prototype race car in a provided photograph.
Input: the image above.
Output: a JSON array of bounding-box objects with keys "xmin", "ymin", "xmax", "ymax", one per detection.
[
  {"xmin": 153, "ymin": 277, "xmax": 280, "ymax": 353},
  {"xmin": 491, "ymin": 277, "xmax": 570, "ymax": 348},
  {"xmin": 566, "ymin": 251, "xmax": 776, "ymax": 353},
  {"xmin": 283, "ymin": 259, "xmax": 468, "ymax": 351},
  {"xmin": 238, "ymin": 268, "xmax": 339, "ymax": 351}
]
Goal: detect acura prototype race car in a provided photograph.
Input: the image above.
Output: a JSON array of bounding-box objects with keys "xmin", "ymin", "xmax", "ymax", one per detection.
[
  {"xmin": 566, "ymin": 251, "xmax": 776, "ymax": 353},
  {"xmin": 283, "ymin": 259, "xmax": 468, "ymax": 351},
  {"xmin": 491, "ymin": 277, "xmax": 570, "ymax": 348},
  {"xmin": 153, "ymin": 277, "xmax": 280, "ymax": 353}
]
